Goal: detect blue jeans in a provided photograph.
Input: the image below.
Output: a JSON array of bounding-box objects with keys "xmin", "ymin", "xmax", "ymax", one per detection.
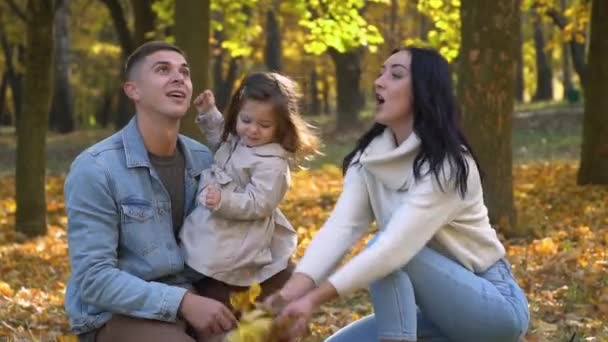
[{"xmin": 326, "ymin": 246, "xmax": 529, "ymax": 342}]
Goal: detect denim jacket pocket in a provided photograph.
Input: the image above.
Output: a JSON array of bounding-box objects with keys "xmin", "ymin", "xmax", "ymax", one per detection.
[
  {"xmin": 120, "ymin": 200, "xmax": 159, "ymax": 257},
  {"xmin": 121, "ymin": 200, "xmax": 155, "ymax": 224}
]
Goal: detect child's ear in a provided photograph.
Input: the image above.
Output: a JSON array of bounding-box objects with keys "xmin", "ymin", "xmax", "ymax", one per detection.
[{"xmin": 123, "ymin": 81, "xmax": 139, "ymax": 101}]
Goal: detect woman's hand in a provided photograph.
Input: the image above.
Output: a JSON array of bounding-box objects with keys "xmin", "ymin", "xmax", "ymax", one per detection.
[
  {"xmin": 273, "ymin": 281, "xmax": 339, "ymax": 341},
  {"xmin": 274, "ymin": 296, "xmax": 316, "ymax": 341}
]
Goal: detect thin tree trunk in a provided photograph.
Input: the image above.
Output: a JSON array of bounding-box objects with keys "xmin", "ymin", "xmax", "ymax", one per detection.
[
  {"xmin": 545, "ymin": 8, "xmax": 587, "ymax": 85},
  {"xmin": 101, "ymin": 0, "xmax": 134, "ymax": 129},
  {"xmin": 322, "ymin": 74, "xmax": 331, "ymax": 115},
  {"xmin": 16, "ymin": 0, "xmax": 55, "ymax": 237},
  {"xmin": 175, "ymin": 0, "xmax": 211, "ymax": 139},
  {"xmin": 264, "ymin": 6, "xmax": 282, "ymax": 71},
  {"xmin": 458, "ymin": 0, "xmax": 519, "ymax": 236},
  {"xmin": 532, "ymin": 13, "xmax": 553, "ymax": 101},
  {"xmin": 0, "ymin": 71, "xmax": 8, "ymax": 125},
  {"xmin": 515, "ymin": 11, "xmax": 524, "ymax": 102},
  {"xmin": 131, "ymin": 0, "xmax": 156, "ymax": 46},
  {"xmin": 309, "ymin": 68, "xmax": 320, "ymax": 115},
  {"xmin": 387, "ymin": 0, "xmax": 398, "ymax": 48},
  {"xmin": 0, "ymin": 32, "xmax": 24, "ymax": 126},
  {"xmin": 560, "ymin": 0, "xmax": 574, "ymax": 98},
  {"xmin": 49, "ymin": 0, "xmax": 74, "ymax": 133},
  {"xmin": 329, "ymin": 48, "xmax": 363, "ymax": 130},
  {"xmin": 577, "ymin": 0, "xmax": 608, "ymax": 185}
]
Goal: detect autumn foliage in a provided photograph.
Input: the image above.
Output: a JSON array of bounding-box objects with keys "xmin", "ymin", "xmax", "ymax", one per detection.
[{"xmin": 0, "ymin": 162, "xmax": 607, "ymax": 341}]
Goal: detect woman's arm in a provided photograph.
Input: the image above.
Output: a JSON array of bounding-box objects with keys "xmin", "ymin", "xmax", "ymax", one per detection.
[
  {"xmin": 326, "ymin": 171, "xmax": 465, "ymax": 296},
  {"xmin": 292, "ymin": 166, "xmax": 375, "ymax": 287}
]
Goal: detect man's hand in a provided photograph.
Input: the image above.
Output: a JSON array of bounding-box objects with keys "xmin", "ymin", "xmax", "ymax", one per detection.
[
  {"xmin": 193, "ymin": 90, "xmax": 216, "ymax": 116},
  {"xmin": 203, "ymin": 184, "xmax": 221, "ymax": 209},
  {"xmin": 178, "ymin": 292, "xmax": 237, "ymax": 337}
]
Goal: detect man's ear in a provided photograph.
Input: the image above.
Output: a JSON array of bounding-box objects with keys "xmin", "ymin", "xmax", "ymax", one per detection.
[{"xmin": 123, "ymin": 81, "xmax": 139, "ymax": 101}]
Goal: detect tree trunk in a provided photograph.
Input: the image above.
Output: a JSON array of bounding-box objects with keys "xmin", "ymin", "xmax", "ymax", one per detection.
[
  {"xmin": 49, "ymin": 0, "xmax": 74, "ymax": 133},
  {"xmin": 16, "ymin": 0, "xmax": 55, "ymax": 237},
  {"xmin": 419, "ymin": 11, "xmax": 429, "ymax": 40},
  {"xmin": 101, "ymin": 0, "xmax": 134, "ymax": 129},
  {"xmin": 328, "ymin": 48, "xmax": 362, "ymax": 130},
  {"xmin": 131, "ymin": 0, "xmax": 156, "ymax": 46},
  {"xmin": 175, "ymin": 0, "xmax": 210, "ymax": 139},
  {"xmin": 387, "ymin": 0, "xmax": 399, "ymax": 48},
  {"xmin": 95, "ymin": 85, "xmax": 114, "ymax": 128},
  {"xmin": 577, "ymin": 0, "xmax": 608, "ymax": 185},
  {"xmin": 309, "ymin": 68, "xmax": 320, "ymax": 115},
  {"xmin": 545, "ymin": 8, "xmax": 587, "ymax": 86},
  {"xmin": 322, "ymin": 74, "xmax": 331, "ymax": 115},
  {"xmin": 0, "ymin": 32, "xmax": 24, "ymax": 126},
  {"xmin": 515, "ymin": 12, "xmax": 524, "ymax": 102},
  {"xmin": 560, "ymin": 0, "xmax": 574, "ymax": 98},
  {"xmin": 264, "ymin": 7, "xmax": 282, "ymax": 71},
  {"xmin": 532, "ymin": 14, "xmax": 553, "ymax": 101},
  {"xmin": 0, "ymin": 71, "xmax": 9, "ymax": 125},
  {"xmin": 458, "ymin": 0, "xmax": 519, "ymax": 236}
]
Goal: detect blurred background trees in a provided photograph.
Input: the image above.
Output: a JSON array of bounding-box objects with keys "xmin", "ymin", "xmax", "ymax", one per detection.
[{"xmin": 0, "ymin": 0, "xmax": 604, "ymax": 238}]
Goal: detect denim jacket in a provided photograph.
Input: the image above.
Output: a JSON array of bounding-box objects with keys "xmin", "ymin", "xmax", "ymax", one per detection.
[{"xmin": 63, "ymin": 117, "xmax": 213, "ymax": 334}]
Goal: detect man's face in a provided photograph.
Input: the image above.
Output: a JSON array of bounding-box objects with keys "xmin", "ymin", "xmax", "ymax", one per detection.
[{"xmin": 125, "ymin": 50, "xmax": 193, "ymax": 120}]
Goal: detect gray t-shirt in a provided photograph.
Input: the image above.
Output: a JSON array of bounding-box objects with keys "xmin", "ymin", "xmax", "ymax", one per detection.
[{"xmin": 149, "ymin": 146, "xmax": 185, "ymax": 237}]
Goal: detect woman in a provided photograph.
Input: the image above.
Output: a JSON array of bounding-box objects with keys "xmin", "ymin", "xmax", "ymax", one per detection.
[{"xmin": 270, "ymin": 47, "xmax": 529, "ymax": 342}]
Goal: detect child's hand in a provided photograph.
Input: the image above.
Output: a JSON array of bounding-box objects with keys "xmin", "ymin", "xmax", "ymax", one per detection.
[
  {"xmin": 203, "ymin": 183, "xmax": 221, "ymax": 209},
  {"xmin": 193, "ymin": 90, "xmax": 216, "ymax": 114}
]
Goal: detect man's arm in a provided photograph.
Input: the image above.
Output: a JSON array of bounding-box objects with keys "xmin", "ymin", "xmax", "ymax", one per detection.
[{"xmin": 65, "ymin": 153, "xmax": 186, "ymax": 322}]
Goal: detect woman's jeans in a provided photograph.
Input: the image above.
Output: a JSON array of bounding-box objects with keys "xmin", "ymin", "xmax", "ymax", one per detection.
[{"xmin": 326, "ymin": 246, "xmax": 529, "ymax": 342}]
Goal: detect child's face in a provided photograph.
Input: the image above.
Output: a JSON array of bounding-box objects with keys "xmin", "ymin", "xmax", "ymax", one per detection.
[{"xmin": 236, "ymin": 99, "xmax": 278, "ymax": 147}]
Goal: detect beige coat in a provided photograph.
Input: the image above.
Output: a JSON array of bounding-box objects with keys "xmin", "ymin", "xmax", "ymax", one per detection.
[{"xmin": 180, "ymin": 108, "xmax": 296, "ymax": 286}]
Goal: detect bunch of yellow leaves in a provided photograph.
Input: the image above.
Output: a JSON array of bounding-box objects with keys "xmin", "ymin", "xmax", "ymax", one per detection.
[{"xmin": 225, "ymin": 283, "xmax": 282, "ymax": 342}]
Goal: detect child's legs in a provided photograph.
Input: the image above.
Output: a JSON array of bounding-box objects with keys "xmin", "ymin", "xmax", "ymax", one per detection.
[
  {"xmin": 194, "ymin": 276, "xmax": 245, "ymax": 310},
  {"xmin": 259, "ymin": 261, "xmax": 295, "ymax": 300},
  {"xmin": 405, "ymin": 247, "xmax": 528, "ymax": 342}
]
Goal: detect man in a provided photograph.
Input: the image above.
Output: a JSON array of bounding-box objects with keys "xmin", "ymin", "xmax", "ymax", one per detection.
[{"xmin": 64, "ymin": 41, "xmax": 237, "ymax": 342}]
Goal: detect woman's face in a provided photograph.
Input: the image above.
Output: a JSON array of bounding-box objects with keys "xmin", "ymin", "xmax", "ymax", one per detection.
[{"xmin": 374, "ymin": 50, "xmax": 413, "ymax": 129}]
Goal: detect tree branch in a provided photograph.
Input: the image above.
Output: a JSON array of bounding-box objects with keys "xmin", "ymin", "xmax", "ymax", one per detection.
[
  {"xmin": 6, "ymin": 0, "xmax": 28, "ymax": 22},
  {"xmin": 545, "ymin": 8, "xmax": 567, "ymax": 29},
  {"xmin": 100, "ymin": 0, "xmax": 134, "ymax": 58}
]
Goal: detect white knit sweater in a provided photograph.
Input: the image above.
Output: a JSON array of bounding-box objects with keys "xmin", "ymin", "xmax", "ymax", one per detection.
[{"xmin": 295, "ymin": 129, "xmax": 506, "ymax": 295}]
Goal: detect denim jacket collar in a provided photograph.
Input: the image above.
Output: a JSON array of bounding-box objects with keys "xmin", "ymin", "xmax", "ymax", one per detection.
[{"xmin": 122, "ymin": 116, "xmax": 204, "ymax": 178}]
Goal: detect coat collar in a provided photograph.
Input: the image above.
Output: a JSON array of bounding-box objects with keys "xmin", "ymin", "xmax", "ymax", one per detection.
[{"xmin": 359, "ymin": 128, "xmax": 420, "ymax": 190}]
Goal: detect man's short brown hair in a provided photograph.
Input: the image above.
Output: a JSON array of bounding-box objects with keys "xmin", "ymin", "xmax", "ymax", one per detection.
[{"xmin": 124, "ymin": 41, "xmax": 186, "ymax": 80}]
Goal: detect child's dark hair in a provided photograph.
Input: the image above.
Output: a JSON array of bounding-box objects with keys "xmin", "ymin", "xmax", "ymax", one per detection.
[
  {"xmin": 342, "ymin": 47, "xmax": 481, "ymax": 197},
  {"xmin": 124, "ymin": 41, "xmax": 186, "ymax": 80},
  {"xmin": 222, "ymin": 72, "xmax": 319, "ymax": 163}
]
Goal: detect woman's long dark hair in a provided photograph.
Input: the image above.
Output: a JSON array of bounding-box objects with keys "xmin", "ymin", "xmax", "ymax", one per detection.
[{"xmin": 342, "ymin": 47, "xmax": 481, "ymax": 198}]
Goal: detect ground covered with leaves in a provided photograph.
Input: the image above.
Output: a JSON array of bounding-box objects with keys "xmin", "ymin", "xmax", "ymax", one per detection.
[{"xmin": 0, "ymin": 162, "xmax": 607, "ymax": 341}]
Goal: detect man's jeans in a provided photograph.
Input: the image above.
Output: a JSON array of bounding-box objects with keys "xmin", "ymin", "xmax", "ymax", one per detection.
[{"xmin": 326, "ymin": 246, "xmax": 529, "ymax": 342}]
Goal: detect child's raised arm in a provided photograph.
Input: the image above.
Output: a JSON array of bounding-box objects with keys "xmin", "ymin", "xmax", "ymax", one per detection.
[{"xmin": 194, "ymin": 90, "xmax": 224, "ymax": 151}]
